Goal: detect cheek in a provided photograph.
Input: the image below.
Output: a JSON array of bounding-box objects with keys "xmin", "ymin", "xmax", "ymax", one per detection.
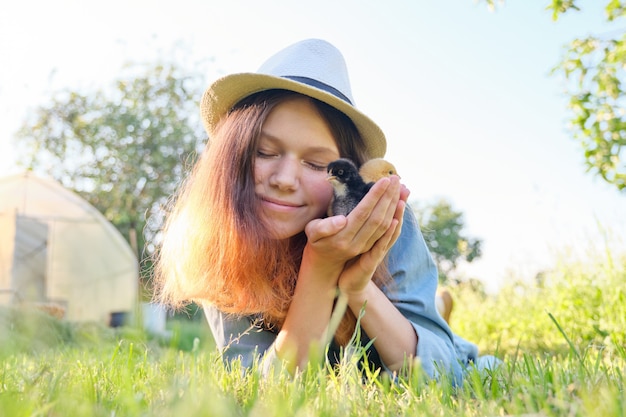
[
  {"xmin": 307, "ymin": 175, "xmax": 334, "ymax": 210},
  {"xmin": 254, "ymin": 160, "xmax": 267, "ymax": 185}
]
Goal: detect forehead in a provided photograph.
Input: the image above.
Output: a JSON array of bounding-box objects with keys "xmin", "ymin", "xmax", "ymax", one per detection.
[{"xmin": 260, "ymin": 97, "xmax": 340, "ymax": 155}]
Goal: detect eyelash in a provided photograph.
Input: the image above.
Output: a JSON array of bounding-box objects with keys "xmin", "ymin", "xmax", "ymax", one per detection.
[
  {"xmin": 256, "ymin": 151, "xmax": 327, "ymax": 172},
  {"xmin": 256, "ymin": 150, "xmax": 276, "ymax": 158},
  {"xmin": 305, "ymin": 162, "xmax": 327, "ymax": 172}
]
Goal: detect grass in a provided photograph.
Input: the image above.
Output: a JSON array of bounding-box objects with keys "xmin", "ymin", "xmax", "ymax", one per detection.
[{"xmin": 1, "ymin": 249, "xmax": 625, "ymax": 416}]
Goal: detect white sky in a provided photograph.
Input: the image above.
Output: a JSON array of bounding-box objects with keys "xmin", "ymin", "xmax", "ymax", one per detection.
[{"xmin": 1, "ymin": 0, "xmax": 624, "ymax": 293}]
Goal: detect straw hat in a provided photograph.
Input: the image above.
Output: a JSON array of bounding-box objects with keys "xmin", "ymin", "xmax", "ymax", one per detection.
[{"xmin": 200, "ymin": 39, "xmax": 387, "ymax": 158}]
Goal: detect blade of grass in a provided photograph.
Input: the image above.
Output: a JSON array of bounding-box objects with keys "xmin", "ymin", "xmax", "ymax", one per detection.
[{"xmin": 547, "ymin": 311, "xmax": 588, "ymax": 376}]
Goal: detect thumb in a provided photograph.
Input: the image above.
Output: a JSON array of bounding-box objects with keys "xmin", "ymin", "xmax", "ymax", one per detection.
[{"xmin": 305, "ymin": 216, "xmax": 347, "ymax": 242}]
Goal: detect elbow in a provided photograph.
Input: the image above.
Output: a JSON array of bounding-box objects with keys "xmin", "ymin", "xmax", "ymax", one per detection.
[
  {"xmin": 383, "ymin": 332, "xmax": 419, "ymax": 373},
  {"xmin": 385, "ymin": 353, "xmax": 417, "ymax": 373}
]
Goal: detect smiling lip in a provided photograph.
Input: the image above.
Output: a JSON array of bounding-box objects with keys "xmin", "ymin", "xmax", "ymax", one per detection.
[{"xmin": 261, "ymin": 197, "xmax": 303, "ymax": 211}]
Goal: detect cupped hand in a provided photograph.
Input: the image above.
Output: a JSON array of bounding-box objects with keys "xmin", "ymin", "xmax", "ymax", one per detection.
[
  {"xmin": 337, "ymin": 176, "xmax": 409, "ymax": 296},
  {"xmin": 304, "ymin": 176, "xmax": 409, "ymax": 290}
]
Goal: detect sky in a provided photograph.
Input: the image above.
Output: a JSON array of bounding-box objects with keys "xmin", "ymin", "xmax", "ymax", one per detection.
[{"xmin": 1, "ymin": 0, "xmax": 624, "ymax": 293}]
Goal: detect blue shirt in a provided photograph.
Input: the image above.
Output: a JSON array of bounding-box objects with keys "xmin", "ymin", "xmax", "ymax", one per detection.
[{"xmin": 203, "ymin": 209, "xmax": 479, "ymax": 381}]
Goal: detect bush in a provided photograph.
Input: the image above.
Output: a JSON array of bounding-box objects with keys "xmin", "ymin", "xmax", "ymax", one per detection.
[{"xmin": 451, "ymin": 247, "xmax": 626, "ymax": 357}]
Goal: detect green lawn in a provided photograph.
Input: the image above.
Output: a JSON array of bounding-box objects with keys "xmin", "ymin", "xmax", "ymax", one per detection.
[{"xmin": 1, "ymin": 250, "xmax": 624, "ymax": 416}]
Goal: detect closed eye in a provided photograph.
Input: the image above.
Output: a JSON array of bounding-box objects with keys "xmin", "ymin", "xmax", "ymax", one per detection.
[
  {"xmin": 304, "ymin": 161, "xmax": 327, "ymax": 171},
  {"xmin": 256, "ymin": 149, "xmax": 278, "ymax": 158}
]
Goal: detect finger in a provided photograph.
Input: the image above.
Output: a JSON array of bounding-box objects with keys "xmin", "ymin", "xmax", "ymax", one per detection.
[
  {"xmin": 327, "ymin": 177, "xmax": 390, "ymax": 250},
  {"xmin": 399, "ymin": 183, "xmax": 410, "ymax": 203},
  {"xmin": 382, "ymin": 178, "xmax": 402, "ymax": 220},
  {"xmin": 351, "ymin": 177, "xmax": 401, "ymax": 248},
  {"xmin": 348, "ymin": 177, "xmax": 391, "ymax": 224},
  {"xmin": 387, "ymin": 201, "xmax": 405, "ymax": 249},
  {"xmin": 305, "ymin": 216, "xmax": 348, "ymax": 243},
  {"xmin": 393, "ymin": 192, "xmax": 407, "ymax": 225},
  {"xmin": 359, "ymin": 218, "xmax": 399, "ymax": 272}
]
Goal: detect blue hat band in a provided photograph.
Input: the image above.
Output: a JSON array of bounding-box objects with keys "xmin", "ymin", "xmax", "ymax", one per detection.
[{"xmin": 283, "ymin": 76, "xmax": 353, "ymax": 105}]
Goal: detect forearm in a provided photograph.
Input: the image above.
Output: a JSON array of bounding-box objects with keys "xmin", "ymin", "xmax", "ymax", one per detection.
[
  {"xmin": 347, "ymin": 281, "xmax": 418, "ymax": 372},
  {"xmin": 275, "ymin": 250, "xmax": 343, "ymax": 371}
]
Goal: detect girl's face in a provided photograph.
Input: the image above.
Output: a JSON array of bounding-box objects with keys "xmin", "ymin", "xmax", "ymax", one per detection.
[{"xmin": 254, "ymin": 97, "xmax": 340, "ymax": 239}]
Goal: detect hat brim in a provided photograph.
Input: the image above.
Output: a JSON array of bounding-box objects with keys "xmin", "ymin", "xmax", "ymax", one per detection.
[{"xmin": 200, "ymin": 73, "xmax": 386, "ymax": 158}]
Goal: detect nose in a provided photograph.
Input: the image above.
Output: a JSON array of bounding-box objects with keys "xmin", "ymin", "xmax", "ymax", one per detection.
[{"xmin": 269, "ymin": 157, "xmax": 300, "ymax": 191}]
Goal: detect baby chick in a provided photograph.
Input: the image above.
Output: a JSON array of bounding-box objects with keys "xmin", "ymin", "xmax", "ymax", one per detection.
[
  {"xmin": 327, "ymin": 158, "xmax": 400, "ymax": 216},
  {"xmin": 359, "ymin": 158, "xmax": 399, "ymax": 183},
  {"xmin": 327, "ymin": 158, "xmax": 373, "ymax": 216}
]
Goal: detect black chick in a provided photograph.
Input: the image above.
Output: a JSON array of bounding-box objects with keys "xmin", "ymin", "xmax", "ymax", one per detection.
[{"xmin": 327, "ymin": 158, "xmax": 373, "ymax": 216}]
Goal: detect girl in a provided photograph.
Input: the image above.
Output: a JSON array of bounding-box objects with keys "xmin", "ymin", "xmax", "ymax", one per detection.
[{"xmin": 154, "ymin": 39, "xmax": 489, "ymax": 381}]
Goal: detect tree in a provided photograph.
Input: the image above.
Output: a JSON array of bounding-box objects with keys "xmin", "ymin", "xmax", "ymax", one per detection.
[
  {"xmin": 413, "ymin": 199, "xmax": 482, "ymax": 284},
  {"xmin": 15, "ymin": 61, "xmax": 206, "ymax": 292},
  {"xmin": 482, "ymin": 0, "xmax": 626, "ymax": 191},
  {"xmin": 552, "ymin": 1, "xmax": 626, "ymax": 191}
]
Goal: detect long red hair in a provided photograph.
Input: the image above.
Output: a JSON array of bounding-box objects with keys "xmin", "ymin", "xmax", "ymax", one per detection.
[{"xmin": 153, "ymin": 90, "xmax": 389, "ymax": 345}]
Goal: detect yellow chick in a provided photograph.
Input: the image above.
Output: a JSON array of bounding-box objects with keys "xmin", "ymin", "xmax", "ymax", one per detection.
[{"xmin": 358, "ymin": 158, "xmax": 399, "ymax": 183}]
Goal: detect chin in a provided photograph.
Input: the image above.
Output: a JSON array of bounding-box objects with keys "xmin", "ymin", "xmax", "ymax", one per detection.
[{"xmin": 266, "ymin": 223, "xmax": 301, "ymax": 240}]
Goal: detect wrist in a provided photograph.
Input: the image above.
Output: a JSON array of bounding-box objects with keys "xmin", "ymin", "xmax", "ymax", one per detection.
[
  {"xmin": 298, "ymin": 246, "xmax": 344, "ymax": 295},
  {"xmin": 302, "ymin": 245, "xmax": 346, "ymax": 276},
  {"xmin": 343, "ymin": 280, "xmax": 376, "ymax": 307}
]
